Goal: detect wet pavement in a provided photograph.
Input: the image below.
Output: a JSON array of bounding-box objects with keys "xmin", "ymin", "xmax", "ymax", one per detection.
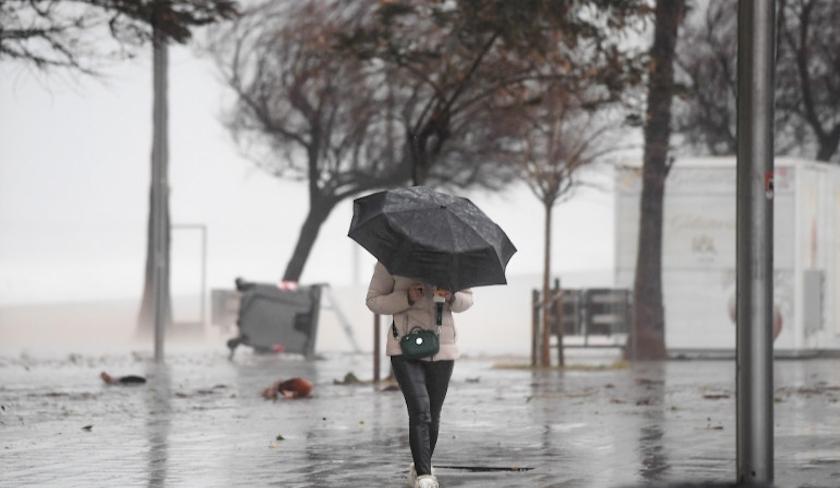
[{"xmin": 1, "ymin": 350, "xmax": 839, "ymax": 487}]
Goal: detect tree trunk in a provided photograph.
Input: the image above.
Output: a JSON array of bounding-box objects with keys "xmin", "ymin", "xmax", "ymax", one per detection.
[
  {"xmin": 137, "ymin": 25, "xmax": 172, "ymax": 337},
  {"xmin": 541, "ymin": 202, "xmax": 552, "ymax": 367},
  {"xmin": 411, "ymin": 152, "xmax": 429, "ymax": 186},
  {"xmin": 138, "ymin": 190, "xmax": 172, "ymax": 332},
  {"xmin": 282, "ymin": 202, "xmax": 335, "ymax": 282},
  {"xmin": 631, "ymin": 0, "xmax": 685, "ymax": 361},
  {"xmin": 816, "ymin": 128, "xmax": 840, "ymax": 162}
]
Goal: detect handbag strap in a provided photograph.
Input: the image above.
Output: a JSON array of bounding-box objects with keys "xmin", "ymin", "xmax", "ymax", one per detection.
[{"xmin": 391, "ymin": 321, "xmax": 441, "ymax": 339}]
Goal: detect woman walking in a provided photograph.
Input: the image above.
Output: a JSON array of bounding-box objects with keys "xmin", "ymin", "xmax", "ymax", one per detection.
[{"xmin": 366, "ymin": 261, "xmax": 473, "ymax": 488}]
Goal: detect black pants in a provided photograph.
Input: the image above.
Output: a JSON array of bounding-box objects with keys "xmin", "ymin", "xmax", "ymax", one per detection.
[{"xmin": 391, "ymin": 356, "xmax": 454, "ymax": 477}]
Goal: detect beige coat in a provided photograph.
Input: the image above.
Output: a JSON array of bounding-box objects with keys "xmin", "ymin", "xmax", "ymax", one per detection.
[{"xmin": 365, "ymin": 262, "xmax": 473, "ymax": 360}]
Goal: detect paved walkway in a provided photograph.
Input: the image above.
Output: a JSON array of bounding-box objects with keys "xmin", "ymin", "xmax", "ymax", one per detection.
[{"xmin": 1, "ymin": 350, "xmax": 838, "ymax": 487}]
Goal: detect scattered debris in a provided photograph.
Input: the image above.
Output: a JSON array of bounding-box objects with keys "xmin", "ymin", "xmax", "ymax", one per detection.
[
  {"xmin": 465, "ymin": 377, "xmax": 480, "ymax": 383},
  {"xmin": 610, "ymin": 398, "xmax": 626, "ymax": 404},
  {"xmin": 635, "ymin": 398, "xmax": 655, "ymax": 406},
  {"xmin": 100, "ymin": 372, "xmax": 146, "ymax": 385},
  {"xmin": 702, "ymin": 393, "xmax": 730, "ymax": 400},
  {"xmin": 566, "ymin": 388, "xmax": 597, "ymax": 398},
  {"xmin": 604, "ymin": 383, "xmax": 615, "ymax": 389},
  {"xmin": 81, "ymin": 425, "xmax": 93, "ymax": 431},
  {"xmin": 262, "ymin": 377, "xmax": 313, "ymax": 400},
  {"xmin": 275, "ymin": 434, "xmax": 285, "ymax": 441},
  {"xmin": 36, "ymin": 392, "xmax": 69, "ymax": 398},
  {"xmin": 333, "ymin": 372, "xmax": 363, "ymax": 385}
]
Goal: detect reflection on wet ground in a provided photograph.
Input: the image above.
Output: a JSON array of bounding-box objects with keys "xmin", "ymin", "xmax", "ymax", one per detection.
[{"xmin": 0, "ymin": 351, "xmax": 838, "ymax": 487}]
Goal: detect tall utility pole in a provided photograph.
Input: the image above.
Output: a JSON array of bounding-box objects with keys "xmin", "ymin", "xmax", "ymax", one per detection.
[
  {"xmin": 151, "ymin": 24, "xmax": 171, "ymax": 362},
  {"xmin": 736, "ymin": 0, "xmax": 775, "ymax": 484}
]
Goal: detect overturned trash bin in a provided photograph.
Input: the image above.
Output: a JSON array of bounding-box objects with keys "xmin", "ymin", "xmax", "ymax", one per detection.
[{"xmin": 227, "ymin": 278, "xmax": 322, "ymax": 359}]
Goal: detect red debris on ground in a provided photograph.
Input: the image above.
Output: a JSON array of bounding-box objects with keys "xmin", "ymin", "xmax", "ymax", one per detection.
[{"xmin": 262, "ymin": 377, "xmax": 313, "ymax": 400}]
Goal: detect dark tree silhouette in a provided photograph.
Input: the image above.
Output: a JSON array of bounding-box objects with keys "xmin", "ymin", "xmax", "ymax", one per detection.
[
  {"xmin": 339, "ymin": 0, "xmax": 648, "ymax": 186},
  {"xmin": 210, "ymin": 0, "xmax": 646, "ymax": 283},
  {"xmin": 211, "ymin": 2, "xmax": 412, "ymax": 282},
  {"xmin": 676, "ymin": 0, "xmax": 840, "ymax": 163},
  {"xmin": 0, "ymin": 0, "xmax": 236, "ymax": 73}
]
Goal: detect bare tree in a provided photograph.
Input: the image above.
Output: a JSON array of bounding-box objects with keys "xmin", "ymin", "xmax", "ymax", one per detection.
[
  {"xmin": 676, "ymin": 0, "xmax": 840, "ymax": 163},
  {"xmin": 778, "ymin": 0, "xmax": 840, "ymax": 163},
  {"xmin": 674, "ymin": 0, "xmax": 805, "ymax": 157},
  {"xmin": 0, "ymin": 0, "xmax": 236, "ymax": 73},
  {"xmin": 210, "ymin": 2, "xmax": 410, "ymax": 282},
  {"xmin": 209, "ymin": 0, "xmax": 644, "ymax": 283},
  {"xmin": 338, "ymin": 0, "xmax": 648, "ymax": 187},
  {"xmin": 673, "ymin": 0, "xmax": 738, "ymax": 155},
  {"xmin": 514, "ymin": 88, "xmax": 619, "ymax": 367}
]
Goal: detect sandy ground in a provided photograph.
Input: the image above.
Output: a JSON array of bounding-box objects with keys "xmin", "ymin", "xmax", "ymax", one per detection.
[{"xmin": 1, "ymin": 347, "xmax": 839, "ymax": 488}]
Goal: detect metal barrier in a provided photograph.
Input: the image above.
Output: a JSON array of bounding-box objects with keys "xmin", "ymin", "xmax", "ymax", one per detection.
[{"xmin": 535, "ymin": 284, "xmax": 632, "ymax": 365}]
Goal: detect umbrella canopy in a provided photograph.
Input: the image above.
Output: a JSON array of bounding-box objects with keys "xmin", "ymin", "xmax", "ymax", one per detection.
[{"xmin": 348, "ymin": 186, "xmax": 517, "ymax": 291}]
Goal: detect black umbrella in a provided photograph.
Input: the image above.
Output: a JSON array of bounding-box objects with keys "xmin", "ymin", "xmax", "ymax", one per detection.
[{"xmin": 348, "ymin": 186, "xmax": 517, "ymax": 291}]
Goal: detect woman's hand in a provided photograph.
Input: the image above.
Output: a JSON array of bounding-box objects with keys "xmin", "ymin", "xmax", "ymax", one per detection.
[
  {"xmin": 435, "ymin": 288, "xmax": 453, "ymax": 303},
  {"xmin": 407, "ymin": 283, "xmax": 425, "ymax": 305}
]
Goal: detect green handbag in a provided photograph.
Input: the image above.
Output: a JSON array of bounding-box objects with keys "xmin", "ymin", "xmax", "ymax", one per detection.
[{"xmin": 392, "ymin": 323, "xmax": 440, "ymax": 360}]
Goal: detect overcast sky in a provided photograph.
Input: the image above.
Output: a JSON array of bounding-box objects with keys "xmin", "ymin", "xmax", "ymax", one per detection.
[{"xmin": 0, "ymin": 44, "xmax": 618, "ymax": 306}]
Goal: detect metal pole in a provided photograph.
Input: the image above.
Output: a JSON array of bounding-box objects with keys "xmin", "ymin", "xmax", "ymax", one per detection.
[
  {"xmin": 152, "ymin": 27, "xmax": 170, "ymax": 363},
  {"xmin": 736, "ymin": 0, "xmax": 775, "ymax": 484},
  {"xmin": 553, "ymin": 278, "xmax": 564, "ymax": 367},
  {"xmin": 531, "ymin": 289, "xmax": 539, "ymax": 367},
  {"xmin": 200, "ymin": 225, "xmax": 207, "ymax": 326}
]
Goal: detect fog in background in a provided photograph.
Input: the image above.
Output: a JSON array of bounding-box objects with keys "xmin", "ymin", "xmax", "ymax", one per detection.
[{"xmin": 0, "ymin": 44, "xmax": 616, "ymax": 356}]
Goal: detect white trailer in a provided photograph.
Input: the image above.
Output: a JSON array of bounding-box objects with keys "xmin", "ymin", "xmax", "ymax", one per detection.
[{"xmin": 615, "ymin": 157, "xmax": 840, "ymax": 354}]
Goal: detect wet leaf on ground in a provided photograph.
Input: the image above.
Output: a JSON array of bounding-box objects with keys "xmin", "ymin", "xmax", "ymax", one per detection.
[{"xmin": 334, "ymin": 372, "xmax": 364, "ymax": 385}]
